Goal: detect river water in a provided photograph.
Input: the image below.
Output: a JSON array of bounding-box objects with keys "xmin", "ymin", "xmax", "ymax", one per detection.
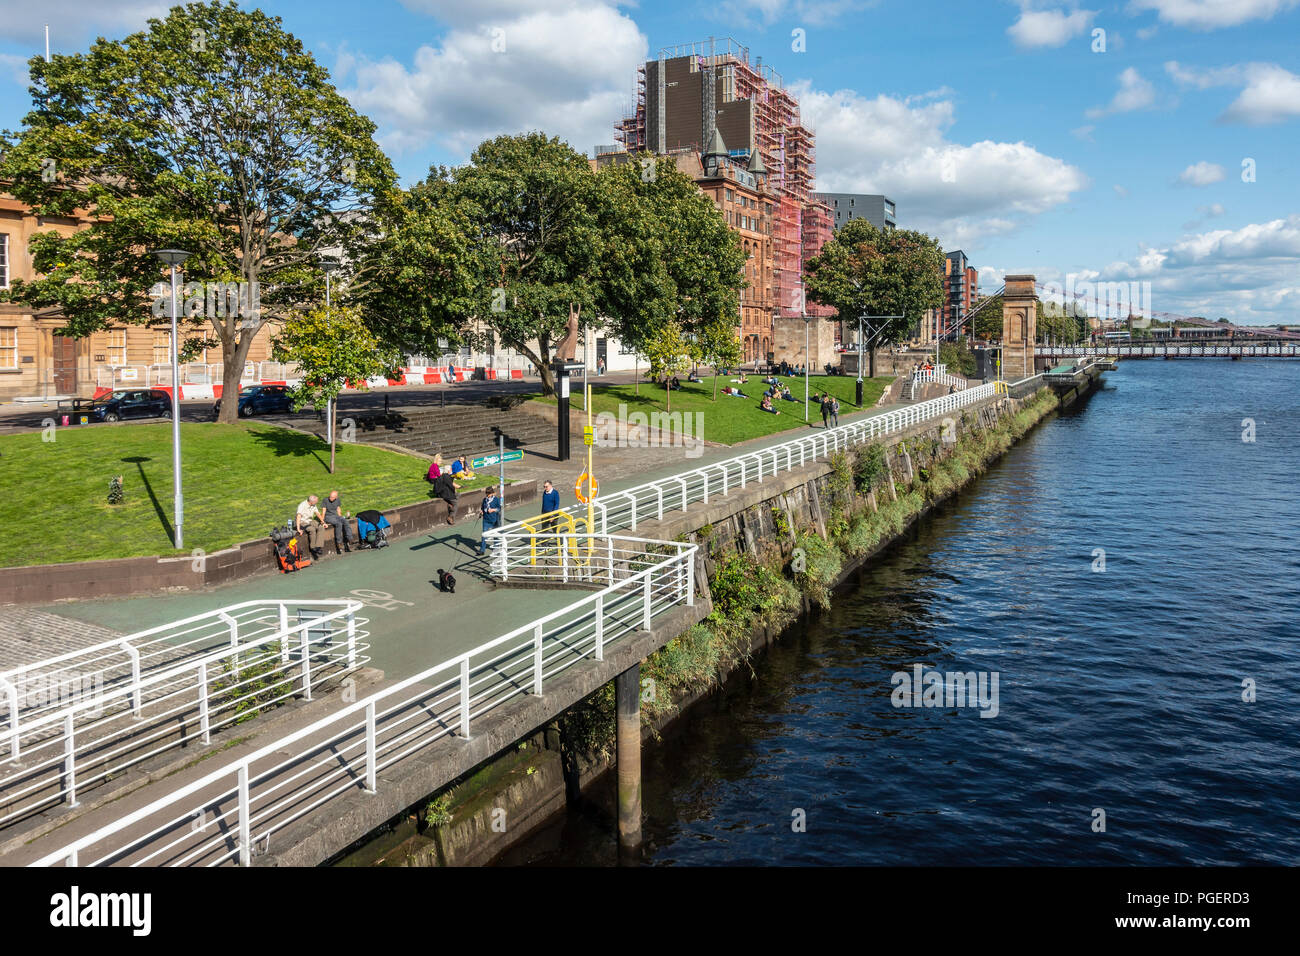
[{"xmin": 498, "ymin": 361, "xmax": 1300, "ymax": 866}]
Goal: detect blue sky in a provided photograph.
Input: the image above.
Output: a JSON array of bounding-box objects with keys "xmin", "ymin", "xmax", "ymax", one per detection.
[{"xmin": 2, "ymin": 0, "xmax": 1298, "ymax": 324}]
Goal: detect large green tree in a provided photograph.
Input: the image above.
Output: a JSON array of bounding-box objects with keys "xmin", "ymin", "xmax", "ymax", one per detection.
[
  {"xmin": 347, "ymin": 170, "xmax": 483, "ymax": 356},
  {"xmin": 805, "ymin": 219, "xmax": 945, "ymax": 376},
  {"xmin": 0, "ymin": 1, "xmax": 395, "ymax": 421},
  {"xmin": 454, "ymin": 133, "xmax": 603, "ymax": 395}
]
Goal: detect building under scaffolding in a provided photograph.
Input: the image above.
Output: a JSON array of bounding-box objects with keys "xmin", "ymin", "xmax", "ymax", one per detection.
[{"xmin": 617, "ymin": 38, "xmax": 835, "ymax": 361}]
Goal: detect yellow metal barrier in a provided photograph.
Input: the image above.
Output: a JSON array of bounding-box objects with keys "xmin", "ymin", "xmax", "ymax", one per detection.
[{"xmin": 520, "ymin": 510, "xmax": 596, "ymax": 567}]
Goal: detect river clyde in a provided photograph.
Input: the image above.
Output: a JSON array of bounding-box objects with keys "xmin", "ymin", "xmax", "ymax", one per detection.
[{"xmin": 499, "ymin": 360, "xmax": 1300, "ymax": 866}]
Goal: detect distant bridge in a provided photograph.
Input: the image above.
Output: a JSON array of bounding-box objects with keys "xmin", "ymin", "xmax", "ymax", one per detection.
[{"xmin": 1037, "ymin": 342, "xmax": 1300, "ymax": 360}]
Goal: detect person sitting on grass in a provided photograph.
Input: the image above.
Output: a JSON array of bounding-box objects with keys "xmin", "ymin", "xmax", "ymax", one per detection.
[
  {"xmin": 450, "ymin": 455, "xmax": 476, "ymax": 482},
  {"xmin": 722, "ymin": 385, "xmax": 748, "ymax": 398},
  {"xmin": 426, "ymin": 453, "xmax": 446, "ymax": 483},
  {"xmin": 780, "ymin": 384, "xmax": 796, "ymax": 401},
  {"xmin": 688, "ymin": 369, "xmax": 702, "ymax": 383},
  {"xmin": 759, "ymin": 395, "xmax": 780, "ymax": 415}
]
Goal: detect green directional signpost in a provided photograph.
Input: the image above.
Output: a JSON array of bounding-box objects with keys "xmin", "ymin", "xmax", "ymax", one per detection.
[{"xmin": 472, "ymin": 440, "xmax": 524, "ymax": 524}]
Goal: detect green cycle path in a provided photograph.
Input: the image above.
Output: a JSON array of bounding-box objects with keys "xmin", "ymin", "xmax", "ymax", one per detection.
[{"xmin": 32, "ymin": 393, "xmax": 912, "ymax": 682}]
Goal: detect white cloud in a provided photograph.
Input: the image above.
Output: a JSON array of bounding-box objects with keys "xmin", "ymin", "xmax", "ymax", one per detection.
[
  {"xmin": 1137, "ymin": 25, "xmax": 1160, "ymax": 38},
  {"xmin": 340, "ymin": 2, "xmax": 646, "ymax": 159},
  {"xmin": 1128, "ymin": 0, "xmax": 1299, "ymax": 30},
  {"xmin": 1114, "ymin": 184, "xmax": 1129, "ymax": 197},
  {"xmin": 1096, "ymin": 215, "xmax": 1300, "ymax": 323},
  {"xmin": 0, "ymin": 1, "xmax": 167, "ymax": 46},
  {"xmin": 1166, "ymin": 60, "xmax": 1300, "ymax": 124},
  {"xmin": 1071, "ymin": 124, "xmax": 1096, "ymax": 141},
  {"xmin": 1086, "ymin": 67, "xmax": 1157, "ymax": 118},
  {"xmin": 1008, "ymin": 7, "xmax": 1096, "ymax": 48},
  {"xmin": 797, "ymin": 83, "xmax": 1088, "ymax": 249},
  {"xmin": 0, "ymin": 54, "xmax": 31, "ymax": 88},
  {"xmin": 1177, "ymin": 161, "xmax": 1226, "ymax": 185}
]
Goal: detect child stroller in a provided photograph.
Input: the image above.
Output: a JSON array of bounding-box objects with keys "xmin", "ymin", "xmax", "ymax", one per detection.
[
  {"xmin": 269, "ymin": 525, "xmax": 312, "ymax": 572},
  {"xmin": 355, "ymin": 510, "xmax": 391, "ymax": 550}
]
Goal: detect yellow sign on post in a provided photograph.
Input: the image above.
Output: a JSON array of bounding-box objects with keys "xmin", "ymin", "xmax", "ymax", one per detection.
[{"xmin": 583, "ymin": 425, "xmax": 594, "ymax": 446}]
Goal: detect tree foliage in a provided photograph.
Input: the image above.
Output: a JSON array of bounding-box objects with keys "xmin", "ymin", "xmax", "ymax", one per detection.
[
  {"xmin": 804, "ymin": 219, "xmax": 945, "ymax": 347},
  {"xmin": 0, "ymin": 1, "xmax": 396, "ymax": 422},
  {"xmin": 643, "ymin": 319, "xmax": 691, "ymax": 412},
  {"xmin": 273, "ymin": 304, "xmax": 399, "ymax": 472}
]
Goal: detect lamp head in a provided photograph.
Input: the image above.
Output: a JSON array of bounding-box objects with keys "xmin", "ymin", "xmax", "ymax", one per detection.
[{"xmin": 152, "ymin": 248, "xmax": 191, "ymax": 267}]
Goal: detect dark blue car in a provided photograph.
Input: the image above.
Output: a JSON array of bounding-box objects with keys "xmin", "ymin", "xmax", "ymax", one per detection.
[
  {"xmin": 214, "ymin": 385, "xmax": 295, "ymax": 418},
  {"xmin": 91, "ymin": 388, "xmax": 173, "ymax": 423}
]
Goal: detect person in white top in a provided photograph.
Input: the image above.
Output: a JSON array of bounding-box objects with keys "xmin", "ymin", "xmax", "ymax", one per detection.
[{"xmin": 295, "ymin": 494, "xmax": 327, "ymax": 557}]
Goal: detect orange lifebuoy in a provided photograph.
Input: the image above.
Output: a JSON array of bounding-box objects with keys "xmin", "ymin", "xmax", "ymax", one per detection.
[{"xmin": 575, "ymin": 472, "xmax": 599, "ymax": 503}]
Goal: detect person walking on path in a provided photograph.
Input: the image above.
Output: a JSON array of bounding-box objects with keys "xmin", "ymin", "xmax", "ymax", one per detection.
[
  {"xmin": 829, "ymin": 395, "xmax": 840, "ymax": 427},
  {"xmin": 819, "ymin": 392, "xmax": 831, "ymax": 428},
  {"xmin": 541, "ymin": 479, "xmax": 560, "ymax": 515},
  {"xmin": 478, "ymin": 489, "xmax": 503, "ymax": 555}
]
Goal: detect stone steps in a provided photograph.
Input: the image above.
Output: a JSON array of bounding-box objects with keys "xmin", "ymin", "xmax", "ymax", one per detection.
[{"xmin": 353, "ymin": 405, "xmax": 563, "ymax": 459}]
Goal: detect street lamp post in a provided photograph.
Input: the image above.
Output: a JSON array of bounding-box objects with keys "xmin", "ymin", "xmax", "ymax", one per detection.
[
  {"xmin": 856, "ymin": 316, "xmax": 865, "ymax": 407},
  {"xmin": 322, "ymin": 260, "xmax": 339, "ymax": 453},
  {"xmin": 152, "ymin": 248, "xmax": 192, "ymax": 550}
]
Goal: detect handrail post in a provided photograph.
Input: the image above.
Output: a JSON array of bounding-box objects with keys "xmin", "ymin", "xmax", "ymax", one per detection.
[
  {"xmin": 686, "ymin": 552, "xmax": 696, "ymax": 607},
  {"xmin": 607, "ymin": 535, "xmax": 615, "ymax": 584},
  {"xmin": 533, "ymin": 623, "xmax": 544, "ymax": 696},
  {"xmin": 300, "ymin": 630, "xmax": 312, "ymax": 701},
  {"xmin": 279, "ymin": 603, "xmax": 290, "ymax": 668},
  {"xmin": 364, "ymin": 700, "xmax": 376, "ymax": 794},
  {"xmin": 198, "ymin": 661, "xmax": 211, "ymax": 745},
  {"xmin": 0, "ymin": 676, "xmax": 19, "ymax": 762},
  {"xmin": 595, "ymin": 594, "xmax": 604, "ymax": 661},
  {"xmin": 643, "ymin": 573, "xmax": 652, "ymax": 631},
  {"xmin": 561, "ymin": 536, "xmax": 569, "ymax": 583},
  {"xmin": 219, "ymin": 611, "xmax": 238, "ymax": 671},
  {"xmin": 459, "ymin": 658, "xmax": 472, "ymax": 739},
  {"xmin": 702, "ymin": 471, "xmax": 709, "ymax": 504},
  {"xmin": 237, "ymin": 764, "xmax": 251, "ymax": 866},
  {"xmin": 346, "ymin": 610, "xmax": 357, "ymax": 671},
  {"xmin": 656, "ymin": 485, "xmax": 664, "ymax": 521},
  {"xmin": 64, "ymin": 714, "xmax": 78, "ymax": 807},
  {"xmin": 120, "ymin": 642, "xmax": 142, "ymax": 717}
]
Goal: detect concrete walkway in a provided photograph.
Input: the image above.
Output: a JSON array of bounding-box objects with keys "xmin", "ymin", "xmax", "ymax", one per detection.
[{"xmin": 30, "ymin": 395, "xmax": 902, "ymax": 682}]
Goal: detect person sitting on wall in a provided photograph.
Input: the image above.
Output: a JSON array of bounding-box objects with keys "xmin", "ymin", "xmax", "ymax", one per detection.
[
  {"xmin": 759, "ymin": 395, "xmax": 780, "ymax": 415},
  {"xmin": 295, "ymin": 494, "xmax": 328, "ymax": 559}
]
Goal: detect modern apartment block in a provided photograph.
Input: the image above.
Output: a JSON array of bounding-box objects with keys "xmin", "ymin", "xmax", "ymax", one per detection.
[
  {"xmin": 616, "ymin": 37, "xmax": 836, "ymax": 365},
  {"xmin": 921, "ymin": 250, "xmax": 979, "ymax": 343},
  {"xmin": 811, "ymin": 192, "xmax": 897, "ymax": 232}
]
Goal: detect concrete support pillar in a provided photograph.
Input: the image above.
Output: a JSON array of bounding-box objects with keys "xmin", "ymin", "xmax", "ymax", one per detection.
[
  {"xmin": 615, "ymin": 663, "xmax": 642, "ymax": 853},
  {"xmin": 1001, "ymin": 274, "xmax": 1038, "ymax": 382}
]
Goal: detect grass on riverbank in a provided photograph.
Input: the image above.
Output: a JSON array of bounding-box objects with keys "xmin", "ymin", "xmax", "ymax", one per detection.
[
  {"xmin": 0, "ymin": 422, "xmax": 464, "ymax": 567},
  {"xmin": 530, "ymin": 374, "xmax": 894, "ymax": 445}
]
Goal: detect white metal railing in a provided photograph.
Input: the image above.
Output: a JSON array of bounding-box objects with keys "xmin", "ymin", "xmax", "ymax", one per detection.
[
  {"xmin": 30, "ymin": 538, "xmax": 694, "ymax": 867},
  {"xmin": 0, "ymin": 600, "xmax": 368, "ymax": 831},
  {"xmin": 93, "ymin": 362, "xmax": 305, "ymax": 390},
  {"xmin": 911, "ymin": 365, "xmax": 968, "ymax": 390},
  {"xmin": 488, "ymin": 381, "xmax": 1006, "ymax": 552}
]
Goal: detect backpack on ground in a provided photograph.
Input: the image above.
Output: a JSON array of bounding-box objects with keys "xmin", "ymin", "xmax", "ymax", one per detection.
[{"xmin": 270, "ymin": 526, "xmax": 312, "ymax": 572}]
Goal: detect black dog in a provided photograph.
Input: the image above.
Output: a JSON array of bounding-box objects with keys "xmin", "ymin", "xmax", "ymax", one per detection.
[{"xmin": 437, "ymin": 569, "xmax": 456, "ymax": 594}]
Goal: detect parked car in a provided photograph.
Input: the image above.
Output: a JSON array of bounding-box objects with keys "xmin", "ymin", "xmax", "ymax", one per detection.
[
  {"xmin": 90, "ymin": 388, "xmax": 174, "ymax": 423},
  {"xmin": 213, "ymin": 384, "xmax": 296, "ymax": 419}
]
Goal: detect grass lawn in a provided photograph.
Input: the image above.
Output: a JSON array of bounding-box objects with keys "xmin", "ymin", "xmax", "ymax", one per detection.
[
  {"xmin": 0, "ymin": 422, "xmax": 480, "ymax": 567},
  {"xmin": 534, "ymin": 374, "xmax": 894, "ymax": 445}
]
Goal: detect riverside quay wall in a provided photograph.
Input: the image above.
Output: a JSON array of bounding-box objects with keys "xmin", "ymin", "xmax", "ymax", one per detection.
[{"xmin": 336, "ymin": 375, "xmax": 1096, "ymax": 867}]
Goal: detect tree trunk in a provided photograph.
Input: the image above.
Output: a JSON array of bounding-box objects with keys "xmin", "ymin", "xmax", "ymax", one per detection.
[
  {"xmin": 217, "ymin": 332, "xmax": 258, "ymax": 424},
  {"xmin": 329, "ymin": 397, "xmax": 337, "ymax": 474}
]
